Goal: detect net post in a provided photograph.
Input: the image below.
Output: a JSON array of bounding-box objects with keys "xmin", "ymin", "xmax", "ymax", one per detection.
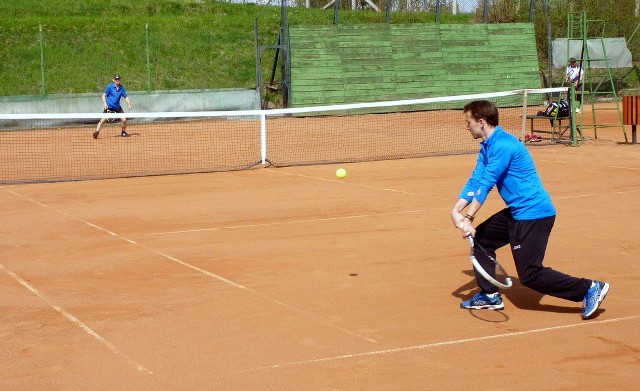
[
  {"xmin": 521, "ymin": 89, "xmax": 529, "ymax": 143},
  {"xmin": 261, "ymin": 113, "xmax": 267, "ymax": 164}
]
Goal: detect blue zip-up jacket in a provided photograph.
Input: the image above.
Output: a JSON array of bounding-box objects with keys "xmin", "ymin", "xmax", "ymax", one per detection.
[{"xmin": 458, "ymin": 126, "xmax": 556, "ymax": 220}]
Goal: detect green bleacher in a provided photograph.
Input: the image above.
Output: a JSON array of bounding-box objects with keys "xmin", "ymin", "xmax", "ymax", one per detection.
[{"xmin": 289, "ymin": 23, "xmax": 541, "ymax": 107}]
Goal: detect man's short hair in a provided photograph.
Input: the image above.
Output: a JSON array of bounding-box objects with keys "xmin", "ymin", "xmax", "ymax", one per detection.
[{"xmin": 463, "ymin": 100, "xmax": 499, "ymax": 127}]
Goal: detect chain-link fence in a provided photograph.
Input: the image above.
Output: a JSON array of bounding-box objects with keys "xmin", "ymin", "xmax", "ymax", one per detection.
[
  {"xmin": 274, "ymin": 0, "xmax": 640, "ymax": 93},
  {"xmin": 244, "ymin": 0, "xmax": 492, "ymax": 14},
  {"xmin": 0, "ymin": 18, "xmax": 265, "ymax": 97},
  {"xmin": 229, "ymin": 0, "xmax": 639, "ymax": 90},
  {"xmin": 2, "ymin": 0, "xmax": 639, "ymax": 98}
]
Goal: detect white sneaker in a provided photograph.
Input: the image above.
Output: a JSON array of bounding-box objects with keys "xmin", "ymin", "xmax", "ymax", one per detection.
[{"xmin": 575, "ymin": 108, "xmax": 581, "ymax": 113}]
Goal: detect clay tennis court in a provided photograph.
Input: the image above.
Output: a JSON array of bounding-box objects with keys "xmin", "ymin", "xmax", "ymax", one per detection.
[{"xmin": 1, "ymin": 105, "xmax": 639, "ymax": 390}]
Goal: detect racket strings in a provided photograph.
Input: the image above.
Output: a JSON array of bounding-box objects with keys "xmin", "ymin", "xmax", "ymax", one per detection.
[{"xmin": 466, "ymin": 234, "xmax": 513, "ymax": 289}]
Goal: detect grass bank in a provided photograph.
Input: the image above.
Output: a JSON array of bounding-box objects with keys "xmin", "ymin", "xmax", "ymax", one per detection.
[{"xmin": 0, "ymin": 0, "xmax": 470, "ymax": 96}]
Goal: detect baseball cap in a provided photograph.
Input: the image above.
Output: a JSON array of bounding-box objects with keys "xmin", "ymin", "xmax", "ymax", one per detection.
[
  {"xmin": 114, "ymin": 74, "xmax": 121, "ymax": 80},
  {"xmin": 569, "ymin": 57, "xmax": 576, "ymax": 62}
]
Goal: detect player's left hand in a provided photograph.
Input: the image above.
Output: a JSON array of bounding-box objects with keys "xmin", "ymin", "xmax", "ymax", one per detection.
[{"xmin": 458, "ymin": 218, "xmax": 475, "ymax": 237}]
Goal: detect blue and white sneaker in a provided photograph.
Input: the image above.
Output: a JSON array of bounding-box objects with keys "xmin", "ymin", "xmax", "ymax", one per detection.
[
  {"xmin": 460, "ymin": 292, "xmax": 504, "ymax": 310},
  {"xmin": 581, "ymin": 281, "xmax": 610, "ymax": 320}
]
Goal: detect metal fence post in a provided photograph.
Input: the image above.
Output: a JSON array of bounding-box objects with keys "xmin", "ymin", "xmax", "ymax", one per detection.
[
  {"xmin": 483, "ymin": 0, "xmax": 489, "ymax": 23},
  {"xmin": 385, "ymin": 0, "xmax": 390, "ymax": 23},
  {"xmin": 529, "ymin": 0, "xmax": 535, "ymax": 22},
  {"xmin": 39, "ymin": 24, "xmax": 46, "ymax": 95},
  {"xmin": 145, "ymin": 23, "xmax": 152, "ymax": 92}
]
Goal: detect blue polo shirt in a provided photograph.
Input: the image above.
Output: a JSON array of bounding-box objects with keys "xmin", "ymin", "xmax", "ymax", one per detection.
[
  {"xmin": 458, "ymin": 126, "xmax": 556, "ymax": 220},
  {"xmin": 104, "ymin": 83, "xmax": 127, "ymax": 110}
]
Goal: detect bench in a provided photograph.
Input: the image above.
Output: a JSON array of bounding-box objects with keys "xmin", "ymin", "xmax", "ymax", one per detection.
[{"xmin": 525, "ymin": 114, "xmax": 574, "ymax": 143}]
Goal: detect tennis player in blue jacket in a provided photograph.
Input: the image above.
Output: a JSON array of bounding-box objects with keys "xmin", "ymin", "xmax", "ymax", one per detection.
[
  {"xmin": 451, "ymin": 100, "xmax": 608, "ymax": 320},
  {"xmin": 93, "ymin": 74, "xmax": 132, "ymax": 139}
]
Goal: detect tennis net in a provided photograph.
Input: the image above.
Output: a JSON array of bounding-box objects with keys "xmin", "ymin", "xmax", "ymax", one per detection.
[{"xmin": 0, "ymin": 88, "xmax": 565, "ymax": 184}]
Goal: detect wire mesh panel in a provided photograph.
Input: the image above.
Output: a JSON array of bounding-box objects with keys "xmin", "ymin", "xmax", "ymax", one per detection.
[
  {"xmin": 0, "ymin": 88, "xmax": 561, "ymax": 184},
  {"xmin": 264, "ymin": 90, "xmax": 535, "ymax": 166},
  {"xmin": 0, "ymin": 112, "xmax": 264, "ymax": 183}
]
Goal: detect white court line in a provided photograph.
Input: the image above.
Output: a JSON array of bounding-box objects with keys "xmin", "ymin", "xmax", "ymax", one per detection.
[
  {"xmin": 0, "ymin": 263, "xmax": 153, "ymax": 375},
  {"xmin": 144, "ymin": 188, "xmax": 640, "ymax": 237},
  {"xmin": 2, "ymin": 187, "xmax": 377, "ymax": 344},
  {"xmin": 266, "ymin": 169, "xmax": 426, "ymax": 196},
  {"xmin": 274, "ymin": 166, "xmax": 640, "ymax": 201},
  {"xmin": 245, "ymin": 315, "xmax": 639, "ymax": 372},
  {"xmin": 145, "ymin": 209, "xmax": 430, "ymax": 236},
  {"xmin": 536, "ymin": 157, "xmax": 640, "ymax": 171},
  {"xmin": 146, "ymin": 167, "xmax": 447, "ymax": 236},
  {"xmin": 266, "ymin": 166, "xmax": 640, "ymax": 203},
  {"xmin": 555, "ymin": 190, "xmax": 640, "ymax": 200},
  {"xmin": 132, "ymin": 243, "xmax": 377, "ymax": 343}
]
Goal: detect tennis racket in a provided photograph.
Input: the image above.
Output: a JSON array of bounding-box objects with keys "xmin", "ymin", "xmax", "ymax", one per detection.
[
  {"xmin": 466, "ymin": 233, "xmax": 513, "ymax": 289},
  {"xmin": 105, "ymin": 108, "xmax": 118, "ymax": 123}
]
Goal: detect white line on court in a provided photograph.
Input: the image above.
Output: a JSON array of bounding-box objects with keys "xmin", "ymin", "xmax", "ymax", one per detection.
[
  {"xmin": 132, "ymin": 243, "xmax": 377, "ymax": 343},
  {"xmin": 245, "ymin": 315, "xmax": 639, "ymax": 372},
  {"xmin": 266, "ymin": 168, "xmax": 428, "ymax": 196},
  {"xmin": 2, "ymin": 187, "xmax": 377, "ymax": 344},
  {"xmin": 266, "ymin": 166, "xmax": 640, "ymax": 203},
  {"xmin": 145, "ymin": 179, "xmax": 640, "ymax": 236},
  {"xmin": 143, "ymin": 166, "xmax": 450, "ymax": 236},
  {"xmin": 555, "ymin": 190, "xmax": 640, "ymax": 200},
  {"xmin": 0, "ymin": 263, "xmax": 153, "ymax": 375},
  {"xmin": 534, "ymin": 154, "xmax": 640, "ymax": 171},
  {"xmin": 145, "ymin": 208, "xmax": 431, "ymax": 236}
]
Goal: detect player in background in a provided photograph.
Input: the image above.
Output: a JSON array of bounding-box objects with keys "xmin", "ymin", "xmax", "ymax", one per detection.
[
  {"xmin": 93, "ymin": 74, "xmax": 132, "ymax": 139},
  {"xmin": 565, "ymin": 57, "xmax": 584, "ymax": 112},
  {"xmin": 451, "ymin": 100, "xmax": 609, "ymax": 320}
]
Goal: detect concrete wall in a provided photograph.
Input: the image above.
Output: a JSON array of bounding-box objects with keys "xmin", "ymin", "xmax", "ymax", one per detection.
[{"xmin": 0, "ymin": 88, "xmax": 260, "ymax": 114}]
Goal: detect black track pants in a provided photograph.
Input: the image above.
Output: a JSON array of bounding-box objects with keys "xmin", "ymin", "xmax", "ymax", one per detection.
[{"xmin": 474, "ymin": 208, "xmax": 591, "ymax": 302}]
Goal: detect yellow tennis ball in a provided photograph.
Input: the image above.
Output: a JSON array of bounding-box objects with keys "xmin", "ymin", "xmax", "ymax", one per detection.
[{"xmin": 336, "ymin": 168, "xmax": 347, "ymax": 179}]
